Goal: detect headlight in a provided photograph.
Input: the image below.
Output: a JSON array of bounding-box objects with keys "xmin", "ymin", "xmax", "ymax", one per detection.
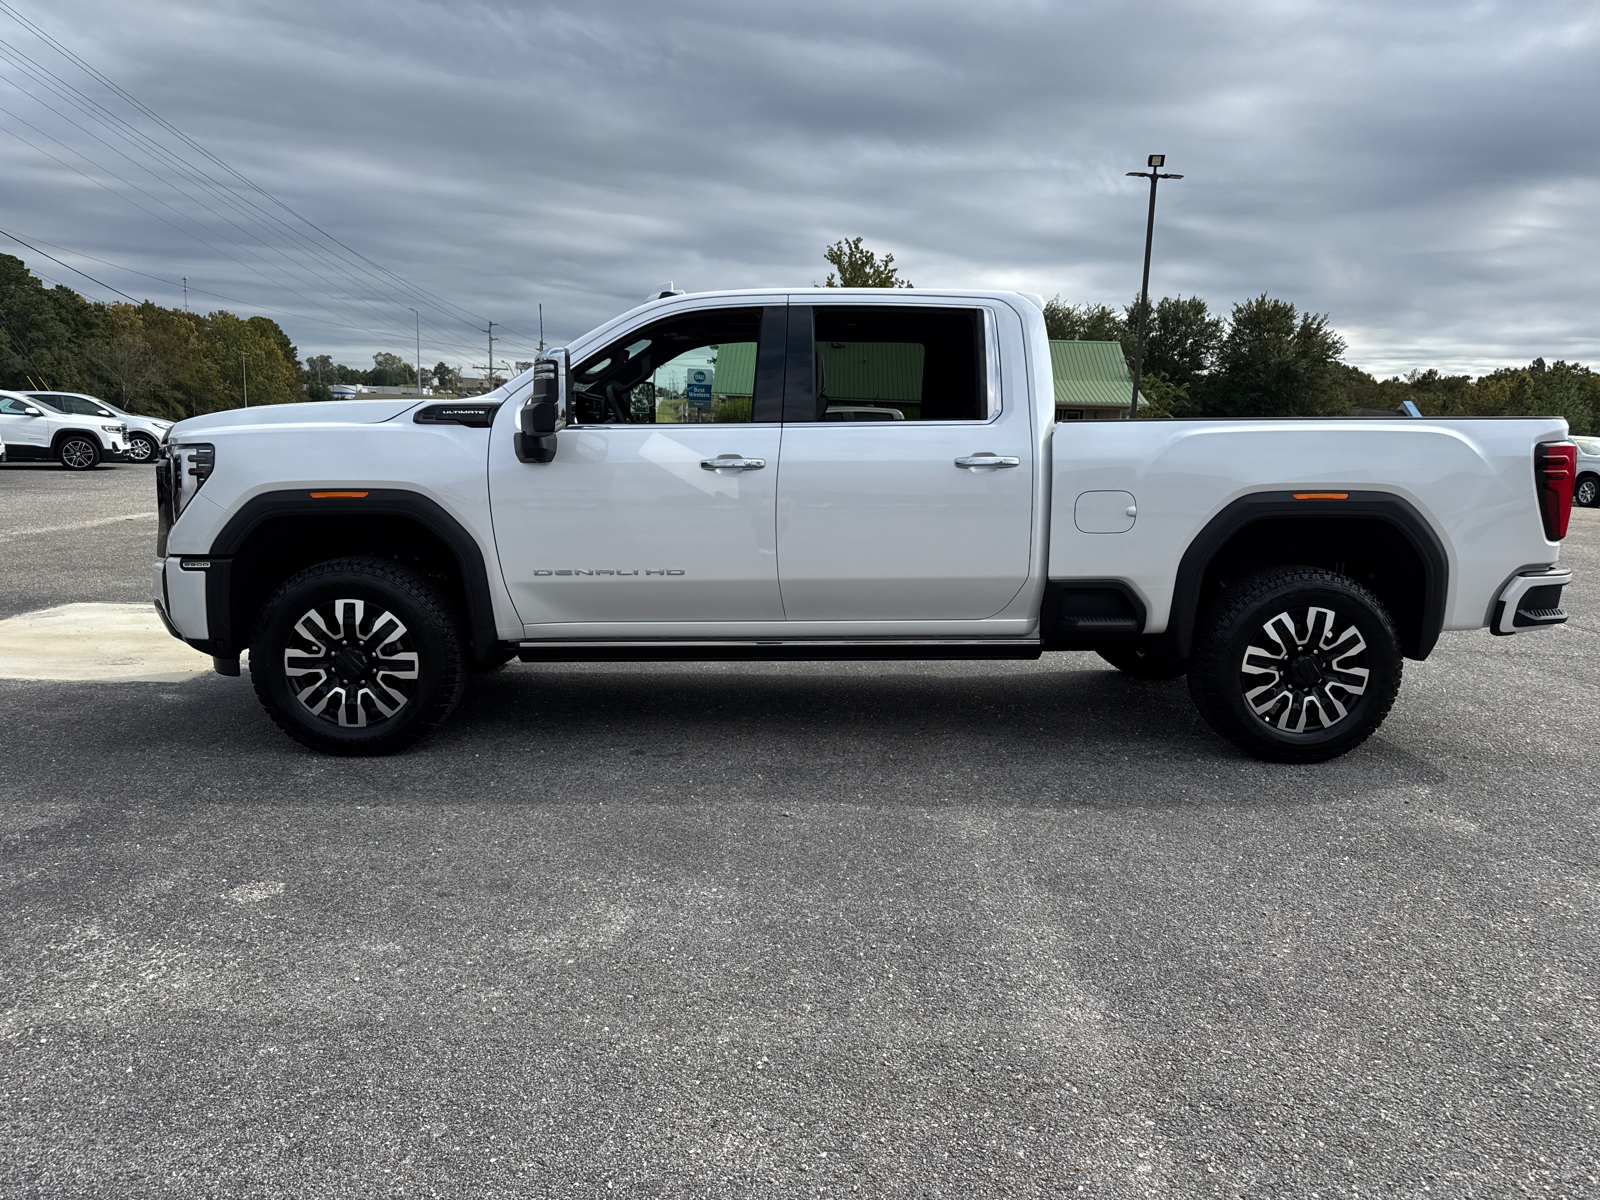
[
  {"xmin": 102, "ymin": 424, "xmax": 122, "ymax": 434},
  {"xmin": 169, "ymin": 442, "xmax": 214, "ymax": 515}
]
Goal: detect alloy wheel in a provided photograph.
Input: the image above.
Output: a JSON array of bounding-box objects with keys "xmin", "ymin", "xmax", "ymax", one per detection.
[
  {"xmin": 126, "ymin": 436, "xmax": 155, "ymax": 463},
  {"xmin": 61, "ymin": 438, "xmax": 97, "ymax": 469},
  {"xmin": 282, "ymin": 598, "xmax": 420, "ymax": 728},
  {"xmin": 1239, "ymin": 605, "xmax": 1370, "ymax": 733},
  {"xmin": 1578, "ymin": 476, "xmax": 1598, "ymax": 507}
]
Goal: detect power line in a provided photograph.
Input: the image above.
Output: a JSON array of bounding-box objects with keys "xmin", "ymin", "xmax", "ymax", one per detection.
[
  {"xmin": 0, "ymin": 57, "xmax": 490, "ymax": 360},
  {"xmin": 0, "ymin": 0, "xmax": 534, "ymax": 345},
  {"xmin": 0, "ymin": 227, "xmax": 137, "ymax": 300},
  {"xmin": 0, "ymin": 227, "xmax": 477, "ymax": 358}
]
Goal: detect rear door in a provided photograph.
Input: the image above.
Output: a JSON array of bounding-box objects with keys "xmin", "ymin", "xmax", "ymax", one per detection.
[{"xmin": 774, "ymin": 301, "xmax": 1035, "ymax": 620}]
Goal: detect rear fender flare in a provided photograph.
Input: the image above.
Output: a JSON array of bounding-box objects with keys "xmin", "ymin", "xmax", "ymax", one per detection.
[{"xmin": 1169, "ymin": 491, "xmax": 1449, "ymax": 660}]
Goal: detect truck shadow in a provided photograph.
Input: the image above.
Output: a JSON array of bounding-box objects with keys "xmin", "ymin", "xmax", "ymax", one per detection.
[{"xmin": 0, "ymin": 657, "xmax": 1449, "ymax": 816}]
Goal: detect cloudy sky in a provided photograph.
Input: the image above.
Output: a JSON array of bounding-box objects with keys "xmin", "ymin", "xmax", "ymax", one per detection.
[{"xmin": 1, "ymin": 0, "xmax": 1596, "ymax": 378}]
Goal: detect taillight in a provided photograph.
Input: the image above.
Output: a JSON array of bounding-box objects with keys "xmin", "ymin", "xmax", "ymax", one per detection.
[{"xmin": 1535, "ymin": 441, "xmax": 1576, "ymax": 541}]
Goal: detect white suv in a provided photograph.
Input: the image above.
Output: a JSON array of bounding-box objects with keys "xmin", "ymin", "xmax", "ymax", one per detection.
[
  {"xmin": 1574, "ymin": 436, "xmax": 1600, "ymax": 508},
  {"xmin": 27, "ymin": 391, "xmax": 171, "ymax": 464},
  {"xmin": 0, "ymin": 389, "xmax": 127, "ymax": 469}
]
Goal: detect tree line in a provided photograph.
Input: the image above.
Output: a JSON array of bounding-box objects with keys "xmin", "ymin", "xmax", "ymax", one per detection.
[
  {"xmin": 1044, "ymin": 294, "xmax": 1596, "ymax": 434},
  {"xmin": 0, "ymin": 253, "xmax": 465, "ymax": 419},
  {"xmin": 4, "ymin": 242, "xmax": 1593, "ymax": 434}
]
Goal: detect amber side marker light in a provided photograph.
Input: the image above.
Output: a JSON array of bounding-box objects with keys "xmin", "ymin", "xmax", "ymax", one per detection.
[
  {"xmin": 309, "ymin": 491, "xmax": 369, "ymax": 499},
  {"xmin": 1293, "ymin": 492, "xmax": 1349, "ymax": 500}
]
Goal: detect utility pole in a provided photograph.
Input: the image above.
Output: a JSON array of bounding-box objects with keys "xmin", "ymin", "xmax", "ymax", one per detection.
[
  {"xmin": 182, "ymin": 276, "xmax": 187, "ymax": 311},
  {"xmin": 412, "ymin": 308, "xmax": 421, "ymax": 396},
  {"xmin": 484, "ymin": 322, "xmax": 497, "ymax": 390},
  {"xmin": 241, "ymin": 351, "xmax": 248, "ymax": 408},
  {"xmin": 1125, "ymin": 154, "xmax": 1183, "ymax": 418},
  {"xmin": 538, "ymin": 304, "xmax": 545, "ymax": 353}
]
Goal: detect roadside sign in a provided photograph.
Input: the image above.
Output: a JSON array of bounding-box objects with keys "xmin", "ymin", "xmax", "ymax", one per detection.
[{"xmin": 685, "ymin": 367, "xmax": 713, "ymax": 409}]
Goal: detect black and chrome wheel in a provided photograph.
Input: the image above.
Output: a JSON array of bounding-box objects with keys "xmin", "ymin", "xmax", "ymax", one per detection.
[
  {"xmin": 1187, "ymin": 566, "xmax": 1402, "ymax": 763},
  {"xmin": 125, "ymin": 433, "xmax": 160, "ymax": 464},
  {"xmin": 1576, "ymin": 474, "xmax": 1599, "ymax": 508},
  {"xmin": 250, "ymin": 557, "xmax": 466, "ymax": 755},
  {"xmin": 57, "ymin": 435, "xmax": 100, "ymax": 471}
]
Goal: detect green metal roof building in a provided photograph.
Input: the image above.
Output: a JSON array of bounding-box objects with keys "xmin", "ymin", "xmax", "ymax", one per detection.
[{"xmin": 1051, "ymin": 340, "xmax": 1148, "ymax": 420}]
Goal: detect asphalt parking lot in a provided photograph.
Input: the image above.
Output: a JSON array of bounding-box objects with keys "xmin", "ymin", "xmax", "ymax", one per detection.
[{"xmin": 1, "ymin": 461, "xmax": 1596, "ymax": 1199}]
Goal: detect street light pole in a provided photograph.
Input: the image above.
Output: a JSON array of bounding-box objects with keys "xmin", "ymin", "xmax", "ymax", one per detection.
[
  {"xmin": 1125, "ymin": 154, "xmax": 1183, "ymax": 418},
  {"xmin": 412, "ymin": 308, "xmax": 421, "ymax": 396}
]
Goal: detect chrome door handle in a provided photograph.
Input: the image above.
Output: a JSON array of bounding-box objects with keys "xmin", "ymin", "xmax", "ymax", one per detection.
[
  {"xmin": 954, "ymin": 454, "xmax": 1021, "ymax": 468},
  {"xmin": 700, "ymin": 455, "xmax": 766, "ymax": 471}
]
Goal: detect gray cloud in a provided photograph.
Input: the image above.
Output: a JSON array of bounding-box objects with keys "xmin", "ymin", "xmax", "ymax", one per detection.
[{"xmin": 1, "ymin": 0, "xmax": 1596, "ymax": 376}]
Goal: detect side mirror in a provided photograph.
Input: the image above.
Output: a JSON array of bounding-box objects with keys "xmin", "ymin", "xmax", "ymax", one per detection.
[
  {"xmin": 515, "ymin": 352, "xmax": 568, "ymax": 464},
  {"xmin": 22, "ymin": 406, "xmax": 43, "ymax": 416}
]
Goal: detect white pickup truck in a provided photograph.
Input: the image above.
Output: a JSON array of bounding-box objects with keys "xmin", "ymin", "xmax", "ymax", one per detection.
[{"xmin": 151, "ymin": 289, "xmax": 1579, "ymax": 762}]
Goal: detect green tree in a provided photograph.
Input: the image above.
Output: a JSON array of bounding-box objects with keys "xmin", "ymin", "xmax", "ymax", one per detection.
[
  {"xmin": 1127, "ymin": 295, "xmax": 1224, "ymax": 390},
  {"xmin": 364, "ymin": 351, "xmax": 416, "ymax": 387},
  {"xmin": 1042, "ymin": 298, "xmax": 1128, "ymax": 348},
  {"xmin": 432, "ymin": 361, "xmax": 463, "ymax": 393},
  {"xmin": 137, "ymin": 304, "xmax": 223, "ymax": 420},
  {"xmin": 1476, "ymin": 359, "xmax": 1595, "ymax": 434},
  {"xmin": 1198, "ymin": 295, "xmax": 1349, "ymax": 417},
  {"xmin": 82, "ymin": 303, "xmax": 160, "ymax": 410},
  {"xmin": 205, "ymin": 310, "xmax": 299, "ymax": 409},
  {"xmin": 823, "ymin": 237, "xmax": 912, "ymax": 288},
  {"xmin": 0, "ymin": 253, "xmax": 97, "ymax": 391}
]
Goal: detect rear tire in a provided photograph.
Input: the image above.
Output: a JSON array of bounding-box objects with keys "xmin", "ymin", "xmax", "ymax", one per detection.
[
  {"xmin": 57, "ymin": 435, "xmax": 101, "ymax": 470},
  {"xmin": 249, "ymin": 557, "xmax": 466, "ymax": 755},
  {"xmin": 1097, "ymin": 640, "xmax": 1187, "ymax": 679},
  {"xmin": 1187, "ymin": 566, "xmax": 1402, "ymax": 763}
]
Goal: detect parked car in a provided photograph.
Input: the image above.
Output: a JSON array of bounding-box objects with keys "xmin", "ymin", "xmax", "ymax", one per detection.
[
  {"xmin": 152, "ymin": 289, "xmax": 1577, "ymax": 761},
  {"xmin": 1573, "ymin": 436, "xmax": 1600, "ymax": 507},
  {"xmin": 0, "ymin": 389, "xmax": 126, "ymax": 469},
  {"xmin": 26, "ymin": 391, "xmax": 171, "ymax": 464}
]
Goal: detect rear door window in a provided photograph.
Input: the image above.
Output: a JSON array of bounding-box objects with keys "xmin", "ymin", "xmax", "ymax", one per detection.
[{"xmin": 808, "ymin": 306, "xmax": 987, "ymax": 422}]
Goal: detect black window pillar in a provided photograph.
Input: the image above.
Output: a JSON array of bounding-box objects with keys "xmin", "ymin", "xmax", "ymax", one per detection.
[{"xmin": 781, "ymin": 305, "xmax": 815, "ymax": 423}]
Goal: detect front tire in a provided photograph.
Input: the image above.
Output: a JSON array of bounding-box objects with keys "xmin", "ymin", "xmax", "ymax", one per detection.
[
  {"xmin": 57, "ymin": 435, "xmax": 101, "ymax": 470},
  {"xmin": 1187, "ymin": 566, "xmax": 1402, "ymax": 763},
  {"xmin": 1577, "ymin": 474, "xmax": 1599, "ymax": 508},
  {"xmin": 250, "ymin": 557, "xmax": 466, "ymax": 755},
  {"xmin": 126, "ymin": 433, "xmax": 160, "ymax": 464}
]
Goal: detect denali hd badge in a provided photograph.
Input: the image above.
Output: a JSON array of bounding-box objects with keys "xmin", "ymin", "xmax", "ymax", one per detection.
[{"xmin": 533, "ymin": 569, "xmax": 685, "ymax": 576}]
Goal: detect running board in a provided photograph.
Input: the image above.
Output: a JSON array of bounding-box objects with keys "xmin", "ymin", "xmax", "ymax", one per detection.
[{"xmin": 516, "ymin": 639, "xmax": 1043, "ymax": 663}]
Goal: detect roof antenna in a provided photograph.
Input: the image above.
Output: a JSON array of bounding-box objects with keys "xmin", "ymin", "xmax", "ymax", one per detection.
[{"xmin": 649, "ymin": 281, "xmax": 685, "ymax": 300}]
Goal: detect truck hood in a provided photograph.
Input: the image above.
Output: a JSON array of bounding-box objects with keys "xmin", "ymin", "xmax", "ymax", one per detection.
[{"xmin": 170, "ymin": 399, "xmax": 422, "ymax": 438}]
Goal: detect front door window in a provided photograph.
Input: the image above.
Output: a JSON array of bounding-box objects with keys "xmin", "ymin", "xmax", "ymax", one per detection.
[{"xmin": 572, "ymin": 307, "xmax": 782, "ymax": 425}]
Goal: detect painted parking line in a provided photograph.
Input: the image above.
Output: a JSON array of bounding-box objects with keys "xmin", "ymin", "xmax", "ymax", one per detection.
[
  {"xmin": 0, "ymin": 512, "xmax": 154, "ymax": 544},
  {"xmin": 0, "ymin": 602, "xmax": 220, "ymax": 682}
]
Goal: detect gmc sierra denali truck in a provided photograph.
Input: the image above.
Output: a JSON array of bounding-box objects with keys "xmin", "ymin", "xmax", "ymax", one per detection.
[{"xmin": 151, "ymin": 289, "xmax": 1578, "ymax": 762}]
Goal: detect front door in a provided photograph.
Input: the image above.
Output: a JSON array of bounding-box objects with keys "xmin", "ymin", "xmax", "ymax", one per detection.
[
  {"xmin": 489, "ymin": 303, "xmax": 788, "ymax": 628},
  {"xmin": 774, "ymin": 302, "xmax": 1035, "ymax": 621}
]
